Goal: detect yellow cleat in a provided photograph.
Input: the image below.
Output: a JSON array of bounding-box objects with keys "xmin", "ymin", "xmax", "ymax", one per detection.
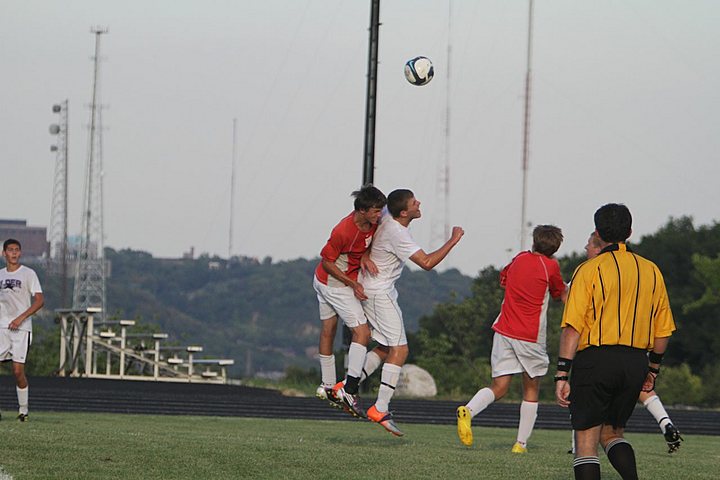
[
  {"xmin": 456, "ymin": 406, "xmax": 473, "ymax": 446},
  {"xmin": 511, "ymin": 442, "xmax": 527, "ymax": 454}
]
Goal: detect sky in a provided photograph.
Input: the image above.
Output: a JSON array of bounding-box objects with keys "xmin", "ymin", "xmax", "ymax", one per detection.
[{"xmin": 1, "ymin": 0, "xmax": 718, "ymax": 276}]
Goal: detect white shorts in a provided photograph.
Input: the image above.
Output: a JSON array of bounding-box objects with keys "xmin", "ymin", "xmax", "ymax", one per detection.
[
  {"xmin": 490, "ymin": 332, "xmax": 548, "ymax": 379},
  {"xmin": 362, "ymin": 289, "xmax": 407, "ymax": 347},
  {"xmin": 313, "ymin": 276, "xmax": 367, "ymax": 328},
  {"xmin": 0, "ymin": 328, "xmax": 32, "ymax": 364}
]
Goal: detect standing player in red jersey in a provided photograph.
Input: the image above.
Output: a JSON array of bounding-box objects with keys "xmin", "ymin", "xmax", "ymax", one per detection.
[
  {"xmin": 456, "ymin": 225, "xmax": 567, "ymax": 452},
  {"xmin": 313, "ymin": 185, "xmax": 386, "ymax": 418}
]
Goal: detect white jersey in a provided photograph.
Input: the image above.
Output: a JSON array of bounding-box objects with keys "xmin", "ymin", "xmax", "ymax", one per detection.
[
  {"xmin": 0, "ymin": 265, "xmax": 42, "ymax": 332},
  {"xmin": 360, "ymin": 216, "xmax": 421, "ymax": 294}
]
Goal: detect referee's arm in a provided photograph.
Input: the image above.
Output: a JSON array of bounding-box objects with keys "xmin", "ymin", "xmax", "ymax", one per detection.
[
  {"xmin": 644, "ymin": 335, "xmax": 671, "ymax": 392},
  {"xmin": 554, "ymin": 325, "xmax": 581, "ymax": 408}
]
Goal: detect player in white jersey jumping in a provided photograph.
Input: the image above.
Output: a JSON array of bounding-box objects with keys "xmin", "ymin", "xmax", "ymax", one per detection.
[
  {"xmin": 0, "ymin": 239, "xmax": 44, "ymax": 422},
  {"xmin": 359, "ymin": 189, "xmax": 464, "ymax": 436}
]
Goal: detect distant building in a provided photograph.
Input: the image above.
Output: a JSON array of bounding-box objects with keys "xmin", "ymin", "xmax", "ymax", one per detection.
[{"xmin": 0, "ymin": 219, "xmax": 49, "ymax": 259}]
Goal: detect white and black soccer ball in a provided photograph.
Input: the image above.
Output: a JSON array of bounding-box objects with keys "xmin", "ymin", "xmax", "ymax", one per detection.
[{"xmin": 404, "ymin": 56, "xmax": 434, "ymax": 86}]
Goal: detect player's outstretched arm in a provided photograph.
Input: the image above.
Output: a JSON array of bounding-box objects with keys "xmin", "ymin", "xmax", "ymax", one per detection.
[{"xmin": 409, "ymin": 226, "xmax": 464, "ymax": 271}]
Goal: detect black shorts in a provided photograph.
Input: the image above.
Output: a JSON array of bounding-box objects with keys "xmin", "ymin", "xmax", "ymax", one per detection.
[{"xmin": 569, "ymin": 345, "xmax": 648, "ymax": 430}]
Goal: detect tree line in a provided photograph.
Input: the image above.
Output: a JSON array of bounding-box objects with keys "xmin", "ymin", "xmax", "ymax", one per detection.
[
  {"xmin": 13, "ymin": 216, "xmax": 719, "ymax": 407},
  {"xmin": 410, "ymin": 216, "xmax": 720, "ymax": 407}
]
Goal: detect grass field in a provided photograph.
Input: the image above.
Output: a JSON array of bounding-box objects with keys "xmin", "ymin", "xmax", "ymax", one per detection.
[{"xmin": 0, "ymin": 412, "xmax": 717, "ymax": 479}]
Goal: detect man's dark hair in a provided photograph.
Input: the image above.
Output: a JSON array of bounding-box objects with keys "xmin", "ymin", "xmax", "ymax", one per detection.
[
  {"xmin": 532, "ymin": 225, "xmax": 563, "ymax": 257},
  {"xmin": 387, "ymin": 189, "xmax": 414, "ymax": 217},
  {"xmin": 594, "ymin": 203, "xmax": 632, "ymax": 243},
  {"xmin": 3, "ymin": 238, "xmax": 21, "ymax": 251},
  {"xmin": 352, "ymin": 184, "xmax": 386, "ymax": 211}
]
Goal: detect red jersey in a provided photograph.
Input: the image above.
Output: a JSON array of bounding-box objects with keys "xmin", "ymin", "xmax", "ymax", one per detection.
[
  {"xmin": 492, "ymin": 251, "xmax": 565, "ymax": 344},
  {"xmin": 314, "ymin": 212, "xmax": 376, "ymax": 287}
]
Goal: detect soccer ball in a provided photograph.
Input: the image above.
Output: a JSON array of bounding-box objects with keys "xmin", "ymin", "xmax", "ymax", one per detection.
[{"xmin": 404, "ymin": 56, "xmax": 434, "ymax": 86}]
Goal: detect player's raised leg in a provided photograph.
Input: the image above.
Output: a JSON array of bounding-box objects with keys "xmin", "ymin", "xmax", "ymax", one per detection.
[
  {"xmin": 457, "ymin": 375, "xmax": 509, "ymax": 447},
  {"xmin": 640, "ymin": 391, "xmax": 683, "ymax": 453},
  {"xmin": 366, "ymin": 345, "xmax": 406, "ymax": 436}
]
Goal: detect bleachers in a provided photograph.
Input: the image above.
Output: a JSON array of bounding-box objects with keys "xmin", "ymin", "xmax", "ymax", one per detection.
[{"xmin": 56, "ymin": 308, "xmax": 235, "ymax": 384}]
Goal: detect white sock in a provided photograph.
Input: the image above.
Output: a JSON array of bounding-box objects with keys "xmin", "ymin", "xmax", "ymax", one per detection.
[
  {"xmin": 318, "ymin": 354, "xmax": 336, "ymax": 387},
  {"xmin": 466, "ymin": 387, "xmax": 495, "ymax": 417},
  {"xmin": 17, "ymin": 386, "xmax": 29, "ymax": 415},
  {"xmin": 643, "ymin": 394, "xmax": 672, "ymax": 433},
  {"xmin": 516, "ymin": 400, "xmax": 538, "ymax": 446},
  {"xmin": 374, "ymin": 363, "xmax": 402, "ymax": 412},
  {"xmin": 346, "ymin": 342, "xmax": 367, "ymax": 379},
  {"xmin": 360, "ymin": 350, "xmax": 382, "ymax": 382}
]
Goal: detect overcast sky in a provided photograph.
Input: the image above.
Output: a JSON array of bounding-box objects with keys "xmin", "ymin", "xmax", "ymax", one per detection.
[{"xmin": 1, "ymin": 0, "xmax": 718, "ymax": 276}]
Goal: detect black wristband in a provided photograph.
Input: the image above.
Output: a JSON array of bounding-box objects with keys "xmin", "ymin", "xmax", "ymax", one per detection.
[
  {"xmin": 557, "ymin": 357, "xmax": 573, "ymax": 372},
  {"xmin": 553, "ymin": 375, "xmax": 569, "ymax": 382},
  {"xmin": 648, "ymin": 366, "xmax": 660, "ymax": 375},
  {"xmin": 648, "ymin": 351, "xmax": 664, "ymax": 364}
]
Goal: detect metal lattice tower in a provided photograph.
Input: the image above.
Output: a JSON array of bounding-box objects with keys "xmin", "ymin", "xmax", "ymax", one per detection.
[
  {"xmin": 431, "ymin": 0, "xmax": 452, "ymax": 249},
  {"xmin": 48, "ymin": 100, "xmax": 70, "ymax": 307},
  {"xmin": 73, "ymin": 27, "xmax": 108, "ymax": 317}
]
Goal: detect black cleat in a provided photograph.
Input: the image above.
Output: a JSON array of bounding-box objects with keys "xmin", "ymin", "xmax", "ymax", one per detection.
[
  {"xmin": 17, "ymin": 413, "xmax": 29, "ymax": 422},
  {"xmin": 664, "ymin": 424, "xmax": 683, "ymax": 453}
]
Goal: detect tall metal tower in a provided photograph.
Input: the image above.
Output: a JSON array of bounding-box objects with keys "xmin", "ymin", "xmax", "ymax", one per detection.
[
  {"xmin": 229, "ymin": 118, "xmax": 237, "ymax": 258},
  {"xmin": 49, "ymin": 100, "xmax": 70, "ymax": 308},
  {"xmin": 73, "ymin": 27, "xmax": 108, "ymax": 317},
  {"xmin": 431, "ymin": 0, "xmax": 453, "ymax": 249},
  {"xmin": 519, "ymin": 0, "xmax": 534, "ymax": 250}
]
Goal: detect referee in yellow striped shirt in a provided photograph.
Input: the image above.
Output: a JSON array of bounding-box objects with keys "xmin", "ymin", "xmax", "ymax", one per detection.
[{"xmin": 555, "ymin": 204, "xmax": 676, "ymax": 480}]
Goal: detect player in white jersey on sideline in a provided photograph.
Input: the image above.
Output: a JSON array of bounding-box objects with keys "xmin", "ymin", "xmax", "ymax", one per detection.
[
  {"xmin": 359, "ymin": 189, "xmax": 464, "ymax": 436},
  {"xmin": 0, "ymin": 239, "xmax": 44, "ymax": 422}
]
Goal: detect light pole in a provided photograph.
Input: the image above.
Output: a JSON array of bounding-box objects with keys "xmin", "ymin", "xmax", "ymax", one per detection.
[{"xmin": 49, "ymin": 100, "xmax": 69, "ymax": 308}]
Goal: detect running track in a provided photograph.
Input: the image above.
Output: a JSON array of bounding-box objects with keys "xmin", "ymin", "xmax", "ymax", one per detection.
[{"xmin": 0, "ymin": 377, "xmax": 717, "ymax": 435}]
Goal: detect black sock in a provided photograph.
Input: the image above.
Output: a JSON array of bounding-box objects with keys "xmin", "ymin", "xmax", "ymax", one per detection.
[
  {"xmin": 573, "ymin": 456, "xmax": 600, "ymax": 480},
  {"xmin": 344, "ymin": 375, "xmax": 360, "ymax": 395},
  {"xmin": 605, "ymin": 439, "xmax": 638, "ymax": 480}
]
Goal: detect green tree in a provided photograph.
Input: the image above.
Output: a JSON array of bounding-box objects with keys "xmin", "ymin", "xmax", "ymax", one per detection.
[
  {"xmin": 413, "ymin": 267, "xmax": 503, "ymax": 395},
  {"xmin": 654, "ymin": 363, "xmax": 704, "ymax": 406}
]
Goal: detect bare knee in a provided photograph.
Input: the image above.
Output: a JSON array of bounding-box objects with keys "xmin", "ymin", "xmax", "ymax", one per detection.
[
  {"xmin": 600, "ymin": 425, "xmax": 625, "ymax": 449},
  {"xmin": 13, "ymin": 363, "xmax": 27, "ymax": 389},
  {"xmin": 319, "ymin": 317, "xmax": 338, "ymax": 355},
  {"xmin": 575, "ymin": 426, "xmax": 602, "ymax": 458},
  {"xmin": 521, "ymin": 374, "xmax": 540, "ymax": 402},
  {"xmin": 386, "ymin": 345, "xmax": 409, "ymax": 365},
  {"xmin": 490, "ymin": 376, "xmax": 512, "ymax": 400},
  {"xmin": 373, "ymin": 345, "xmax": 389, "ymax": 362},
  {"xmin": 351, "ymin": 323, "xmax": 371, "ymax": 345}
]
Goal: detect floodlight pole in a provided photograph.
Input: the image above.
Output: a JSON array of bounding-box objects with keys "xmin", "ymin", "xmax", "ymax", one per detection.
[
  {"xmin": 348, "ymin": 0, "xmax": 381, "ymax": 356},
  {"xmin": 362, "ymin": 0, "xmax": 380, "ymax": 186}
]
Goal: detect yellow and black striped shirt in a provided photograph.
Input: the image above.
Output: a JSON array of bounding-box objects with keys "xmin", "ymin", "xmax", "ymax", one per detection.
[{"xmin": 562, "ymin": 243, "xmax": 675, "ymax": 351}]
